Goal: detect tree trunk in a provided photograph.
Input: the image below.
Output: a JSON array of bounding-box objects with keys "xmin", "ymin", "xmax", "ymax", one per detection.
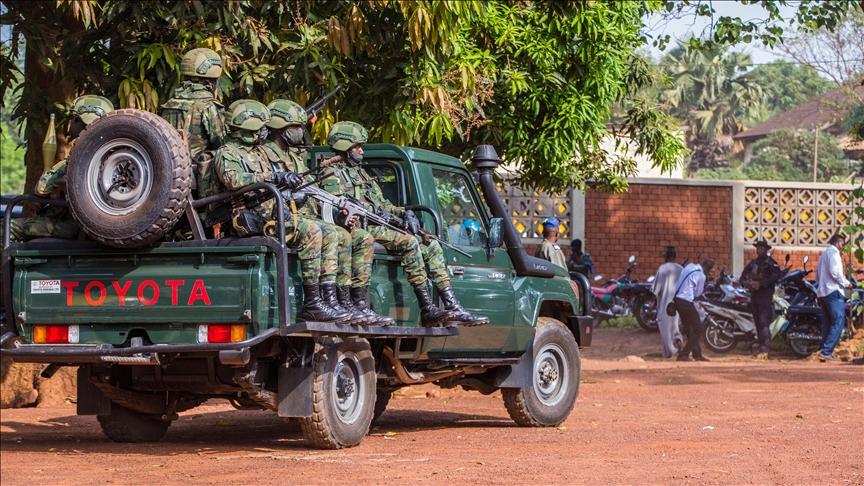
[{"xmin": 21, "ymin": 25, "xmax": 76, "ymax": 196}]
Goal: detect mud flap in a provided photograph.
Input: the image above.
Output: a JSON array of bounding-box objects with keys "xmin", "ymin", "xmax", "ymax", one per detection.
[
  {"xmin": 277, "ymin": 365, "xmax": 313, "ymax": 417},
  {"xmin": 76, "ymin": 366, "xmax": 111, "ymax": 416},
  {"xmin": 571, "ymin": 315, "xmax": 593, "ymax": 347},
  {"xmin": 493, "ymin": 346, "xmax": 533, "ymax": 389}
]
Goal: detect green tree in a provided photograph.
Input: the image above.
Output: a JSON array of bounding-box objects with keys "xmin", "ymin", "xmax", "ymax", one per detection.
[
  {"xmin": 748, "ymin": 129, "xmax": 850, "ymax": 182},
  {"xmin": 661, "ymin": 45, "xmax": 763, "ymax": 170},
  {"xmin": 1, "ymin": 0, "xmax": 859, "ymax": 193},
  {"xmin": 745, "ymin": 62, "xmax": 835, "ymax": 119},
  {"xmin": 0, "ymin": 128, "xmax": 25, "ymax": 193}
]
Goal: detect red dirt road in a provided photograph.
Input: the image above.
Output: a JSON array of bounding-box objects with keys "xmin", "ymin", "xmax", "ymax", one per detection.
[{"xmin": 2, "ymin": 328, "xmax": 863, "ymax": 485}]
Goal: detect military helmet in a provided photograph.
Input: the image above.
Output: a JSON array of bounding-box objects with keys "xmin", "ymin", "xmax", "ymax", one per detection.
[
  {"xmin": 226, "ymin": 100, "xmax": 270, "ymax": 131},
  {"xmin": 71, "ymin": 95, "xmax": 114, "ymax": 125},
  {"xmin": 180, "ymin": 47, "xmax": 223, "ymax": 79},
  {"xmin": 266, "ymin": 99, "xmax": 307, "ymax": 129},
  {"xmin": 327, "ymin": 121, "xmax": 368, "ymax": 152}
]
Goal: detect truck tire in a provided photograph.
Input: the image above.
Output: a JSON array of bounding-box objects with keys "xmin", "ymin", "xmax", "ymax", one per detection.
[
  {"xmin": 97, "ymin": 403, "xmax": 170, "ymax": 443},
  {"xmin": 66, "ymin": 109, "xmax": 191, "ymax": 248},
  {"xmin": 299, "ymin": 336, "xmax": 376, "ymax": 449},
  {"xmin": 372, "ymin": 389, "xmax": 392, "ymax": 425},
  {"xmin": 502, "ymin": 317, "xmax": 580, "ymax": 427}
]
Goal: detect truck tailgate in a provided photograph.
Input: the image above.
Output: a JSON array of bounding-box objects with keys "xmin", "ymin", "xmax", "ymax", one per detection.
[{"xmin": 12, "ymin": 246, "xmax": 270, "ymax": 325}]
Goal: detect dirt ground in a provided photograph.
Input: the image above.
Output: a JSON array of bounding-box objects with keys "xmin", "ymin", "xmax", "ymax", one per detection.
[{"xmin": 1, "ymin": 327, "xmax": 863, "ymax": 485}]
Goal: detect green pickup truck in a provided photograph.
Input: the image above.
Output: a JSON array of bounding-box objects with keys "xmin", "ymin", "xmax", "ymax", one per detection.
[{"xmin": 1, "ymin": 110, "xmax": 592, "ymax": 449}]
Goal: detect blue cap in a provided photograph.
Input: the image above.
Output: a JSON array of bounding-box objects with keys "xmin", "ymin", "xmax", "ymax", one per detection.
[{"xmin": 542, "ymin": 216, "xmax": 559, "ymax": 228}]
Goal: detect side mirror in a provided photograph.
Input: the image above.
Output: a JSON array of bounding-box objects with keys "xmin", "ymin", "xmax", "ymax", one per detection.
[
  {"xmin": 647, "ymin": 275, "xmax": 656, "ymax": 283},
  {"xmin": 487, "ymin": 218, "xmax": 503, "ymax": 249},
  {"xmin": 628, "ymin": 255, "xmax": 636, "ymax": 264},
  {"xmin": 802, "ymin": 255, "xmax": 810, "ymax": 265},
  {"xmin": 594, "ymin": 274, "xmax": 604, "ymax": 282}
]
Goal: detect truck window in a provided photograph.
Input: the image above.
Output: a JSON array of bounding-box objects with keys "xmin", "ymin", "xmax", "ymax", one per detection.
[
  {"xmin": 364, "ymin": 163, "xmax": 402, "ymax": 206},
  {"xmin": 431, "ymin": 168, "xmax": 489, "ymax": 248}
]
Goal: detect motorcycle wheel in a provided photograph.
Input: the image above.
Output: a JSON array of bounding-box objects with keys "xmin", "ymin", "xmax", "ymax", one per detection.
[
  {"xmin": 703, "ymin": 316, "xmax": 737, "ymax": 353},
  {"xmin": 786, "ymin": 322, "xmax": 822, "ymax": 358},
  {"xmin": 633, "ymin": 295, "xmax": 659, "ymax": 333}
]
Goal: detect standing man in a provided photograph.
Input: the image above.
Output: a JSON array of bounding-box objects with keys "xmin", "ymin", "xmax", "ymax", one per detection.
[
  {"xmin": 160, "ymin": 47, "xmax": 227, "ymax": 200},
  {"xmin": 257, "ymin": 99, "xmax": 390, "ymax": 326},
  {"xmin": 653, "ymin": 246, "xmax": 683, "ymax": 358},
  {"xmin": 567, "ymin": 238, "xmax": 594, "ymax": 278},
  {"xmin": 815, "ymin": 234, "xmax": 852, "ymax": 362},
  {"xmin": 322, "ymin": 121, "xmax": 488, "ymax": 327},
  {"xmin": 213, "ymin": 99, "xmax": 344, "ymax": 323},
  {"xmin": 740, "ymin": 240, "xmax": 783, "ymax": 359},
  {"xmin": 674, "ymin": 259, "xmax": 714, "ymax": 362},
  {"xmin": 535, "ymin": 217, "xmax": 567, "ymax": 269},
  {"xmin": 4, "ymin": 95, "xmax": 113, "ymax": 242}
]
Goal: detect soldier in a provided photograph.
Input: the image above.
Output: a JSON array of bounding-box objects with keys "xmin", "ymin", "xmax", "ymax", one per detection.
[
  {"xmin": 213, "ymin": 99, "xmax": 345, "ymax": 323},
  {"xmin": 257, "ymin": 99, "xmax": 391, "ymax": 326},
  {"xmin": 160, "ymin": 47, "xmax": 227, "ymax": 199},
  {"xmin": 322, "ymin": 121, "xmax": 488, "ymax": 327},
  {"xmin": 4, "ymin": 95, "xmax": 113, "ymax": 242}
]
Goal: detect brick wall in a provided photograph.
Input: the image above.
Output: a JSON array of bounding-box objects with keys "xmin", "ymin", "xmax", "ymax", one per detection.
[{"xmin": 583, "ymin": 183, "xmax": 733, "ymax": 281}]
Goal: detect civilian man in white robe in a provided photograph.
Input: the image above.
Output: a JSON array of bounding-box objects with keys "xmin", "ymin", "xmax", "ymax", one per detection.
[{"xmin": 653, "ymin": 246, "xmax": 683, "ymax": 358}]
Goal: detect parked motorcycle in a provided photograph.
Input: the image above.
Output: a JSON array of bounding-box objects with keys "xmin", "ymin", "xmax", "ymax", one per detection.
[{"xmin": 587, "ymin": 255, "xmax": 658, "ymax": 331}]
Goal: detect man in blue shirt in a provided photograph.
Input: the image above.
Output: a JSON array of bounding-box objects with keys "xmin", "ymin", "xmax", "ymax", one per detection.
[{"xmin": 674, "ymin": 259, "xmax": 714, "ymax": 361}]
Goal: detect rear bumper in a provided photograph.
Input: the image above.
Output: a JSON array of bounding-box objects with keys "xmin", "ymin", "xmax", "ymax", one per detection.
[
  {"xmin": 0, "ymin": 322, "xmax": 457, "ymax": 365},
  {"xmin": 0, "ymin": 328, "xmax": 280, "ymax": 365}
]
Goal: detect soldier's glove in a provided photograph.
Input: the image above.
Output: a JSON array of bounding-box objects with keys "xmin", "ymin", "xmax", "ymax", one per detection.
[
  {"xmin": 403, "ymin": 209, "xmax": 421, "ymax": 235},
  {"xmin": 271, "ymin": 171, "xmax": 304, "ymax": 190}
]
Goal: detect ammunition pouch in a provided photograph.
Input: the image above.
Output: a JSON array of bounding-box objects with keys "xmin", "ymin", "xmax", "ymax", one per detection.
[{"xmin": 194, "ymin": 151, "xmax": 216, "ymax": 198}]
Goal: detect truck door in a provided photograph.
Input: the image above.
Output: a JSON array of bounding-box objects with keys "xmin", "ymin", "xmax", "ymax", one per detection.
[{"xmin": 427, "ymin": 166, "xmax": 518, "ymax": 355}]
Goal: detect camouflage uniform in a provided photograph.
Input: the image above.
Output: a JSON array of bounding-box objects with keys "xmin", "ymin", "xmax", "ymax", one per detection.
[
  {"xmin": 322, "ymin": 121, "xmax": 487, "ymax": 327},
  {"xmin": 320, "ymin": 161, "xmax": 434, "ymax": 287},
  {"xmin": 214, "ymin": 136, "xmax": 323, "ymax": 284},
  {"xmin": 160, "ymin": 48, "xmax": 227, "ymax": 200},
  {"xmin": 257, "ymin": 140, "xmax": 362, "ymax": 287}
]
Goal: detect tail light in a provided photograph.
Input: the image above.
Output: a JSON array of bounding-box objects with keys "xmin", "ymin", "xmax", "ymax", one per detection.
[
  {"xmin": 197, "ymin": 324, "xmax": 246, "ymax": 343},
  {"xmin": 32, "ymin": 325, "xmax": 79, "ymax": 344}
]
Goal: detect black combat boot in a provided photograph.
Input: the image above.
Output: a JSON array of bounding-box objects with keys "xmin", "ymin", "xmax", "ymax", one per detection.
[
  {"xmin": 319, "ymin": 282, "xmax": 356, "ymax": 324},
  {"xmin": 413, "ymin": 285, "xmax": 450, "ymax": 327},
  {"xmin": 349, "ymin": 286, "xmax": 394, "ymax": 326},
  {"xmin": 300, "ymin": 283, "xmax": 344, "ymax": 322},
  {"xmin": 439, "ymin": 286, "xmax": 489, "ymax": 327},
  {"xmin": 336, "ymin": 286, "xmax": 371, "ymax": 325}
]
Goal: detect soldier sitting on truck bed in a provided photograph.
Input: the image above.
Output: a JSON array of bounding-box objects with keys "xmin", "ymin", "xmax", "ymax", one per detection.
[
  {"xmin": 3, "ymin": 95, "xmax": 113, "ymax": 242},
  {"xmin": 256, "ymin": 99, "xmax": 392, "ymax": 327},
  {"xmin": 321, "ymin": 121, "xmax": 489, "ymax": 328},
  {"xmin": 160, "ymin": 47, "xmax": 227, "ymax": 201},
  {"xmin": 213, "ymin": 99, "xmax": 347, "ymax": 323}
]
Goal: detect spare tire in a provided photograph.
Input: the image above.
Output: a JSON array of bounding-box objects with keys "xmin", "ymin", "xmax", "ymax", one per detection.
[{"xmin": 66, "ymin": 109, "xmax": 191, "ymax": 248}]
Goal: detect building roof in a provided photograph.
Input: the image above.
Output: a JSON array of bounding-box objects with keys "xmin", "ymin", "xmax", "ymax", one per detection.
[{"xmin": 734, "ymin": 84, "xmax": 864, "ymax": 141}]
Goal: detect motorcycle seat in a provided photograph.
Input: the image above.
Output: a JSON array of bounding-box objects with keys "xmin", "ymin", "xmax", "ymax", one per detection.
[{"xmin": 788, "ymin": 305, "xmax": 822, "ymax": 316}]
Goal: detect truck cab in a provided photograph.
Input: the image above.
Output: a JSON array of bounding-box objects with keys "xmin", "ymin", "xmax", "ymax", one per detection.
[{"xmin": 2, "ymin": 111, "xmax": 590, "ymax": 450}]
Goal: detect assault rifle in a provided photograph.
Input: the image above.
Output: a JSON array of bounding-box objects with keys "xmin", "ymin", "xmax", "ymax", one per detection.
[
  {"xmin": 305, "ymin": 84, "xmax": 344, "ymax": 118},
  {"xmin": 302, "ymin": 184, "xmax": 471, "ymax": 258}
]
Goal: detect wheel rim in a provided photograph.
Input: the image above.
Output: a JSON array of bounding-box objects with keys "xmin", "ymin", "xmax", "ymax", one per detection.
[
  {"xmin": 533, "ymin": 343, "xmax": 568, "ymax": 406},
  {"xmin": 86, "ymin": 138, "xmax": 154, "ymax": 216},
  {"xmin": 330, "ymin": 352, "xmax": 364, "ymax": 424},
  {"xmin": 706, "ymin": 317, "xmax": 736, "ymax": 349}
]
